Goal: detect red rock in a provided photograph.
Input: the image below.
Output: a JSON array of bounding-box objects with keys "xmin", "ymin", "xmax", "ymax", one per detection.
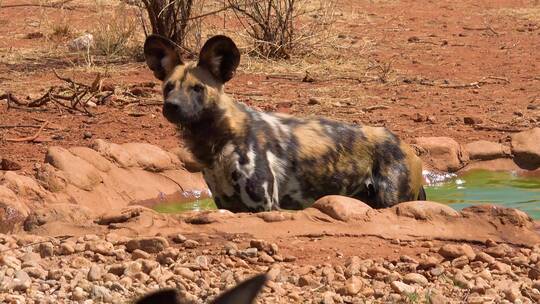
[
  {"xmin": 311, "ymin": 196, "xmax": 372, "ymax": 222},
  {"xmin": 464, "ymin": 140, "xmax": 510, "ymax": 161},
  {"xmin": 412, "ymin": 137, "xmax": 468, "ymax": 172},
  {"xmin": 511, "ymin": 128, "xmax": 540, "ymax": 170}
]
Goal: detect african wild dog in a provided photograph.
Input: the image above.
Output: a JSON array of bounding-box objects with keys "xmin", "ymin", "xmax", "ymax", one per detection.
[
  {"xmin": 135, "ymin": 273, "xmax": 267, "ymax": 304},
  {"xmin": 144, "ymin": 35, "xmax": 426, "ymax": 212}
]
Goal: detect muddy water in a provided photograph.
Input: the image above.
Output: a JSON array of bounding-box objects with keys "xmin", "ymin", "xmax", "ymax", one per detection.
[
  {"xmin": 425, "ymin": 170, "xmax": 540, "ymax": 219},
  {"xmin": 152, "ymin": 170, "xmax": 540, "ymax": 219}
]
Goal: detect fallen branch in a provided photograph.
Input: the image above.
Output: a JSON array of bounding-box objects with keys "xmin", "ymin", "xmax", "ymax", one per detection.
[
  {"xmin": 440, "ymin": 76, "xmax": 509, "ymax": 89},
  {"xmin": 463, "ymin": 26, "xmax": 499, "ymax": 35},
  {"xmin": 473, "ymin": 125, "xmax": 523, "ymax": 133},
  {"xmin": 362, "ymin": 105, "xmax": 390, "ymax": 112},
  {"xmin": 0, "ymin": 124, "xmax": 59, "ymax": 131},
  {"xmin": 5, "ymin": 121, "xmax": 50, "ymax": 142}
]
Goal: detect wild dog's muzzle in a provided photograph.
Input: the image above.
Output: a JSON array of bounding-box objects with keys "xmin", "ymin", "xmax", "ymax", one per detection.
[{"xmin": 162, "ymin": 101, "xmax": 182, "ymax": 124}]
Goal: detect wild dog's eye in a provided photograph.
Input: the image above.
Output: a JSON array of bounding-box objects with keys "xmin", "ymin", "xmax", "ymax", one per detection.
[
  {"xmin": 163, "ymin": 82, "xmax": 174, "ymax": 96},
  {"xmin": 190, "ymin": 84, "xmax": 204, "ymax": 93}
]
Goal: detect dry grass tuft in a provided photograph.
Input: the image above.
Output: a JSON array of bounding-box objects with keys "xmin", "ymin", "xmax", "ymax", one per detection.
[{"xmin": 91, "ymin": 1, "xmax": 143, "ymax": 62}]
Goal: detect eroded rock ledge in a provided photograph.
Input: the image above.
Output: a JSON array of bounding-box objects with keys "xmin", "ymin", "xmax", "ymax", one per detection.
[
  {"xmin": 0, "ymin": 140, "xmax": 207, "ymax": 233},
  {"xmin": 412, "ymin": 127, "xmax": 540, "ymax": 173}
]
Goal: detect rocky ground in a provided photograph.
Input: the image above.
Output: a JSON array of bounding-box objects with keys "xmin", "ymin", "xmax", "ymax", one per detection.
[
  {"xmin": 1, "ymin": 0, "xmax": 540, "ymax": 302},
  {"xmin": 1, "ymin": 231, "xmax": 540, "ymax": 304}
]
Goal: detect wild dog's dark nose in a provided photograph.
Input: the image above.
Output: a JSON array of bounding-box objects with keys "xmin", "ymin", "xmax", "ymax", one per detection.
[{"xmin": 162, "ymin": 101, "xmax": 180, "ymax": 123}]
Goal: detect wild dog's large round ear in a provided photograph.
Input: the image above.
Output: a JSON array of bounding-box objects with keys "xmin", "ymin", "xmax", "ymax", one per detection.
[
  {"xmin": 144, "ymin": 35, "xmax": 182, "ymax": 81},
  {"xmin": 198, "ymin": 35, "xmax": 240, "ymax": 83}
]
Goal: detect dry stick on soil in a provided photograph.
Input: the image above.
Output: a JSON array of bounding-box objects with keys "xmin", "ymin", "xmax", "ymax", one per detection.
[
  {"xmin": 0, "ymin": 0, "xmax": 75, "ymax": 9},
  {"xmin": 5, "ymin": 121, "xmax": 50, "ymax": 143},
  {"xmin": 0, "ymin": 124, "xmax": 59, "ymax": 131},
  {"xmin": 462, "ymin": 25, "xmax": 499, "ymax": 35},
  {"xmin": 440, "ymin": 76, "xmax": 509, "ymax": 89}
]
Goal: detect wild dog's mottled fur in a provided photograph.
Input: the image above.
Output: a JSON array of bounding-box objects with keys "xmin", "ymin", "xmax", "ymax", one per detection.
[{"xmin": 144, "ymin": 35, "xmax": 425, "ymax": 212}]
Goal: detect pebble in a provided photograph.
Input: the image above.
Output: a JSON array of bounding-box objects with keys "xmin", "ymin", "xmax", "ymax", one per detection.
[
  {"xmin": 338, "ymin": 276, "xmax": 362, "ymax": 295},
  {"xmin": 439, "ymin": 244, "xmax": 476, "ymax": 260},
  {"xmin": 452, "ymin": 255, "xmax": 470, "ymax": 268},
  {"xmin": 126, "ymin": 237, "xmax": 169, "ymax": 253},
  {"xmin": 88, "ymin": 264, "xmax": 102, "ymax": 282},
  {"xmin": 11, "ymin": 270, "xmax": 31, "ymax": 291},
  {"xmin": 171, "ymin": 234, "xmax": 187, "ymax": 243},
  {"xmin": 39, "ymin": 242, "xmax": 54, "ymax": 257},
  {"xmin": 183, "ymin": 239, "xmax": 199, "ymax": 249},
  {"xmin": 72, "ymin": 286, "xmax": 86, "ymax": 301},
  {"xmin": 475, "ymin": 252, "xmax": 496, "ymax": 264},
  {"xmin": 83, "ymin": 131, "xmax": 93, "ymax": 139},
  {"xmin": 131, "ymin": 249, "xmax": 151, "ymax": 260},
  {"xmin": 60, "ymin": 242, "xmax": 76, "ymax": 255},
  {"xmin": 390, "ymin": 281, "xmax": 415, "ymax": 294},
  {"xmin": 403, "ymin": 273, "xmax": 428, "ymax": 285}
]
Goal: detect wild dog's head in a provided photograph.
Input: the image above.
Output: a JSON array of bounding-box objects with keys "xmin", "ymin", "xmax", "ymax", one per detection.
[
  {"xmin": 144, "ymin": 35, "xmax": 240, "ymax": 125},
  {"xmin": 135, "ymin": 274, "xmax": 267, "ymax": 304}
]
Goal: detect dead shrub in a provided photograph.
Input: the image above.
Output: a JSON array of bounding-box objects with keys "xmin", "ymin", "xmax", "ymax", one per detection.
[
  {"xmin": 92, "ymin": 2, "xmax": 142, "ymax": 61},
  {"xmin": 227, "ymin": 0, "xmax": 336, "ymax": 59},
  {"xmin": 136, "ymin": 0, "xmax": 208, "ymax": 55}
]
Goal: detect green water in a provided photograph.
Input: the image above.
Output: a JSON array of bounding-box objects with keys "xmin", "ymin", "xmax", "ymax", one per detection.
[
  {"xmin": 153, "ymin": 198, "xmax": 217, "ymax": 213},
  {"xmin": 425, "ymin": 170, "xmax": 540, "ymax": 219},
  {"xmin": 152, "ymin": 170, "xmax": 540, "ymax": 219}
]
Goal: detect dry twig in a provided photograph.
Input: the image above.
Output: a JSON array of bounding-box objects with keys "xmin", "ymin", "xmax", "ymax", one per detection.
[{"xmin": 5, "ymin": 121, "xmax": 50, "ymax": 143}]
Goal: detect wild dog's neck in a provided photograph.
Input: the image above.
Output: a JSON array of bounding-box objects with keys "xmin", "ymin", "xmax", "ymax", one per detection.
[{"xmin": 180, "ymin": 94, "xmax": 247, "ymax": 167}]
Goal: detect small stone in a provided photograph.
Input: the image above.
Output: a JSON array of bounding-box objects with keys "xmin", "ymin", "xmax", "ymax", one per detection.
[
  {"xmin": 419, "ymin": 255, "xmax": 440, "ymax": 269},
  {"xmin": 71, "ymin": 256, "xmax": 92, "ymax": 268},
  {"xmin": 284, "ymin": 255, "xmax": 297, "ymax": 262},
  {"xmin": 403, "ymin": 273, "xmax": 428, "ymax": 285},
  {"xmin": 439, "ymin": 244, "xmax": 476, "ymax": 260},
  {"xmin": 368, "ymin": 265, "xmax": 390, "ymax": 277},
  {"xmin": 195, "ymin": 255, "xmax": 209, "ymax": 269},
  {"xmin": 244, "ymin": 248, "xmax": 258, "ymax": 257},
  {"xmin": 476, "ymin": 252, "xmax": 496, "ymax": 264},
  {"xmin": 183, "ymin": 239, "xmax": 199, "ymax": 249},
  {"xmin": 59, "ymin": 241, "xmax": 76, "ymax": 255},
  {"xmin": 83, "ymin": 131, "xmax": 93, "ymax": 139},
  {"xmin": 400, "ymin": 255, "xmax": 418, "ymax": 264},
  {"xmin": 338, "ymin": 276, "xmax": 363, "ymax": 296},
  {"xmin": 390, "ymin": 281, "xmax": 415, "ymax": 294},
  {"xmin": 92, "ymin": 285, "xmax": 112, "ymax": 302},
  {"xmin": 174, "ymin": 266, "xmax": 196, "ymax": 281},
  {"xmin": 503, "ymin": 286, "xmax": 521, "ymax": 302},
  {"xmin": 464, "ymin": 116, "xmax": 483, "ymax": 125},
  {"xmin": 478, "ymin": 269, "xmax": 492, "ymax": 281},
  {"xmin": 39, "ymin": 242, "xmax": 54, "ymax": 257},
  {"xmin": 72, "ymin": 286, "xmax": 86, "ymax": 301},
  {"xmin": 452, "ymin": 255, "xmax": 470, "ymax": 268},
  {"xmin": 259, "ymin": 252, "xmax": 275, "ymax": 263},
  {"xmin": 298, "ymin": 275, "xmax": 317, "ymax": 287},
  {"xmin": 25, "ymin": 266, "xmax": 47, "ymax": 279},
  {"xmin": 10, "ymin": 270, "xmax": 31, "ymax": 291},
  {"xmin": 485, "ymin": 244, "xmax": 513, "ymax": 258},
  {"xmin": 171, "ymin": 234, "xmax": 187, "ymax": 243},
  {"xmin": 308, "ymin": 98, "xmax": 320, "ymax": 105},
  {"xmin": 491, "ymin": 261, "xmax": 512, "ymax": 273},
  {"xmin": 453, "ymin": 271, "xmax": 472, "ymax": 289},
  {"xmin": 126, "ymin": 237, "xmax": 169, "ymax": 253},
  {"xmin": 429, "ymin": 291, "xmax": 449, "ymax": 304},
  {"xmin": 124, "ymin": 261, "xmax": 143, "ymax": 277},
  {"xmin": 85, "ymin": 240, "xmax": 114, "ymax": 256},
  {"xmin": 430, "ymin": 267, "xmax": 445, "ymax": 276},
  {"xmin": 131, "ymin": 249, "xmax": 151, "ymax": 260},
  {"xmin": 88, "ymin": 264, "xmax": 102, "ymax": 282}
]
